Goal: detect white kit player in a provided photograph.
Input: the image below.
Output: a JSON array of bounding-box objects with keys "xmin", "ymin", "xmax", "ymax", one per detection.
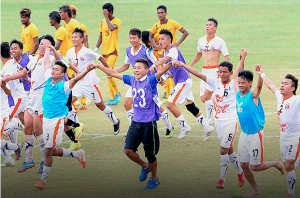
[
  {"xmin": 66, "ymin": 28, "xmax": 120, "ymax": 134},
  {"xmin": 190, "ymin": 18, "xmax": 229, "ymax": 137},
  {"xmin": 173, "ymin": 54, "xmax": 246, "ymax": 189},
  {"xmin": 255, "ymin": 65, "xmax": 300, "ymax": 198}
]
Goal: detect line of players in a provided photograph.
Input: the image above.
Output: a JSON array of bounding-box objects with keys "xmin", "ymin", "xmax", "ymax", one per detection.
[{"xmin": 0, "ymin": 3, "xmax": 299, "ymax": 197}]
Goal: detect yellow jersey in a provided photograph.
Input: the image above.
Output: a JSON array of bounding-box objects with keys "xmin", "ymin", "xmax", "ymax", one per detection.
[
  {"xmin": 64, "ymin": 18, "xmax": 80, "ymax": 49},
  {"xmin": 99, "ymin": 17, "xmax": 121, "ymax": 56},
  {"xmin": 151, "ymin": 19, "xmax": 183, "ymax": 45},
  {"xmin": 20, "ymin": 22, "xmax": 39, "ymax": 55},
  {"xmin": 78, "ymin": 22, "xmax": 88, "ymax": 36},
  {"xmin": 55, "ymin": 26, "xmax": 69, "ymax": 57}
]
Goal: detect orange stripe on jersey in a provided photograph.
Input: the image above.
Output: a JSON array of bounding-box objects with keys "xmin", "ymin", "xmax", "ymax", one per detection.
[
  {"xmin": 52, "ymin": 118, "xmax": 62, "ymax": 148},
  {"xmin": 10, "ymin": 98, "xmax": 22, "ymax": 117},
  {"xmin": 0, "ymin": 118, "xmax": 7, "ymax": 139},
  {"xmin": 172, "ymin": 84, "xmax": 186, "ymax": 104},
  {"xmin": 203, "ymin": 65, "xmax": 219, "ymax": 69},
  {"xmin": 295, "ymin": 138, "xmax": 300, "ymax": 161},
  {"xmin": 258, "ymin": 130, "xmax": 264, "ymax": 163},
  {"xmin": 3, "ymin": 57, "xmax": 13, "ymax": 66},
  {"xmin": 281, "ymin": 94, "xmax": 294, "ymax": 104},
  {"xmin": 221, "ymin": 79, "xmax": 231, "ymax": 88},
  {"xmin": 75, "ymin": 45, "xmax": 83, "ymax": 58},
  {"xmin": 230, "ymin": 120, "xmax": 238, "ymax": 147},
  {"xmin": 93, "ymin": 84, "xmax": 103, "ymax": 101}
]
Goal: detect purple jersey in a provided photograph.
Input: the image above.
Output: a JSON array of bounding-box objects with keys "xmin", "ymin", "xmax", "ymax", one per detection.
[
  {"xmin": 15, "ymin": 54, "xmax": 31, "ymax": 92},
  {"xmin": 126, "ymin": 45, "xmax": 156, "ymax": 76},
  {"xmin": 164, "ymin": 45, "xmax": 190, "ymax": 85},
  {"xmin": 123, "ymin": 74, "xmax": 161, "ymax": 123}
]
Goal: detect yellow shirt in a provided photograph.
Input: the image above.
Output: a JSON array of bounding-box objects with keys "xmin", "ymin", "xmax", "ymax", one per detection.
[
  {"xmin": 20, "ymin": 23, "xmax": 39, "ymax": 55},
  {"xmin": 78, "ymin": 22, "xmax": 88, "ymax": 36},
  {"xmin": 151, "ymin": 19, "xmax": 183, "ymax": 45},
  {"xmin": 55, "ymin": 26, "xmax": 69, "ymax": 57},
  {"xmin": 64, "ymin": 18, "xmax": 80, "ymax": 49},
  {"xmin": 99, "ymin": 17, "xmax": 121, "ymax": 56}
]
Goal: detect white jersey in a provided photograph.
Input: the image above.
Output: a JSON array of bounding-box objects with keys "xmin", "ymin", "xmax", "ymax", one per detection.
[
  {"xmin": 2, "ymin": 59, "xmax": 27, "ymax": 99},
  {"xmin": 206, "ymin": 77, "xmax": 237, "ymax": 120},
  {"xmin": 26, "ymin": 55, "xmax": 55, "ymax": 98},
  {"xmin": 197, "ymin": 35, "xmax": 229, "ymax": 56},
  {"xmin": 66, "ymin": 46, "xmax": 100, "ymax": 86},
  {"xmin": 0, "ymin": 77, "xmax": 10, "ymax": 119},
  {"xmin": 275, "ymin": 90, "xmax": 300, "ymax": 139}
]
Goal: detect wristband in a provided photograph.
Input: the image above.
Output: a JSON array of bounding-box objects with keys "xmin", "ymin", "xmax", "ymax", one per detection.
[
  {"xmin": 62, "ymin": 58, "xmax": 70, "ymax": 67},
  {"xmin": 260, "ymin": 73, "xmax": 266, "ymax": 78},
  {"xmin": 94, "ymin": 47, "xmax": 99, "ymax": 52}
]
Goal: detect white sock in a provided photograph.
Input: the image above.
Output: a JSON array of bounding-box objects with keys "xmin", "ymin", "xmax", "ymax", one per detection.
[
  {"xmin": 176, "ymin": 115, "xmax": 189, "ymax": 128},
  {"xmin": 3, "ymin": 120, "xmax": 16, "ymax": 136},
  {"xmin": 62, "ymin": 148, "xmax": 79, "ymax": 158},
  {"xmin": 205, "ymin": 100, "xmax": 213, "ymax": 122},
  {"xmin": 103, "ymin": 106, "xmax": 118, "ymax": 124},
  {"xmin": 37, "ymin": 135, "xmax": 45, "ymax": 161},
  {"xmin": 1, "ymin": 149, "xmax": 14, "ymax": 160},
  {"xmin": 286, "ymin": 170, "xmax": 296, "ymax": 196},
  {"xmin": 161, "ymin": 109, "xmax": 173, "ymax": 130},
  {"xmin": 220, "ymin": 154, "xmax": 229, "ymax": 181},
  {"xmin": 126, "ymin": 109, "xmax": 134, "ymax": 124},
  {"xmin": 14, "ymin": 129, "xmax": 19, "ymax": 142},
  {"xmin": 196, "ymin": 114, "xmax": 211, "ymax": 132},
  {"xmin": 8, "ymin": 130, "xmax": 17, "ymax": 143},
  {"xmin": 1, "ymin": 140, "xmax": 18, "ymax": 150},
  {"xmin": 40, "ymin": 165, "xmax": 51, "ymax": 182},
  {"xmin": 25, "ymin": 135, "xmax": 34, "ymax": 162},
  {"xmin": 229, "ymin": 152, "xmax": 243, "ymax": 174}
]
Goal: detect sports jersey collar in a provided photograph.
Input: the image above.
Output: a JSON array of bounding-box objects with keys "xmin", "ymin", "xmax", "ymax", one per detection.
[
  {"xmin": 3, "ymin": 57, "xmax": 13, "ymax": 66},
  {"xmin": 206, "ymin": 35, "xmax": 215, "ymax": 44},
  {"xmin": 282, "ymin": 94, "xmax": 294, "ymax": 104},
  {"xmin": 221, "ymin": 79, "xmax": 231, "ymax": 88},
  {"xmin": 163, "ymin": 44, "xmax": 173, "ymax": 56},
  {"xmin": 131, "ymin": 44, "xmax": 142, "ymax": 56},
  {"xmin": 75, "ymin": 45, "xmax": 83, "ymax": 57},
  {"xmin": 137, "ymin": 75, "xmax": 147, "ymax": 81}
]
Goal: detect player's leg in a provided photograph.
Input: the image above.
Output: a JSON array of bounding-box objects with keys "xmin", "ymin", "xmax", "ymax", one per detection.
[
  {"xmin": 124, "ymin": 87, "xmax": 134, "ymax": 123},
  {"xmin": 159, "ymin": 106, "xmax": 174, "ymax": 138},
  {"xmin": 105, "ymin": 55, "xmax": 120, "ymax": 105}
]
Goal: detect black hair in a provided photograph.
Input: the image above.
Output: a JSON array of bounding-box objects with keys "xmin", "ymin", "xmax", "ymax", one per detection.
[
  {"xmin": 141, "ymin": 31, "xmax": 151, "ymax": 48},
  {"xmin": 55, "ymin": 60, "xmax": 67, "ymax": 73},
  {"xmin": 238, "ymin": 70, "xmax": 253, "ymax": 82},
  {"xmin": 59, "ymin": 5, "xmax": 72, "ymax": 18},
  {"xmin": 129, "ymin": 28, "xmax": 142, "ymax": 39},
  {"xmin": 10, "ymin": 39, "xmax": 23, "ymax": 50},
  {"xmin": 49, "ymin": 11, "xmax": 61, "ymax": 24},
  {"xmin": 73, "ymin": 28, "xmax": 85, "ymax": 38},
  {"xmin": 208, "ymin": 18, "xmax": 218, "ymax": 27},
  {"xmin": 285, "ymin": 74, "xmax": 298, "ymax": 95},
  {"xmin": 102, "ymin": 3, "xmax": 114, "ymax": 13},
  {"xmin": 157, "ymin": 5, "xmax": 167, "ymax": 12},
  {"xmin": 159, "ymin": 29, "xmax": 173, "ymax": 43},
  {"xmin": 1, "ymin": 42, "xmax": 11, "ymax": 58},
  {"xmin": 219, "ymin": 61, "xmax": 233, "ymax": 72},
  {"xmin": 20, "ymin": 8, "xmax": 31, "ymax": 17},
  {"xmin": 135, "ymin": 58, "xmax": 149, "ymax": 69},
  {"xmin": 71, "ymin": 9, "xmax": 76, "ymax": 16},
  {"xmin": 39, "ymin": 35, "xmax": 55, "ymax": 47}
]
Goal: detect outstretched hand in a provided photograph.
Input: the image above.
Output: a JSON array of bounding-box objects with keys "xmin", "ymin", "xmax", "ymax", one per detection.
[
  {"xmin": 87, "ymin": 64, "xmax": 97, "ymax": 71},
  {"xmin": 172, "ymin": 61, "xmax": 182, "ymax": 67},
  {"xmin": 255, "ymin": 64, "xmax": 264, "ymax": 75},
  {"xmin": 240, "ymin": 49, "xmax": 247, "ymax": 60},
  {"xmin": 149, "ymin": 65, "xmax": 156, "ymax": 74}
]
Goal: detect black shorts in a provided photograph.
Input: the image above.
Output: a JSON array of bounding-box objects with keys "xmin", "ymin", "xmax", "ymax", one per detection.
[{"xmin": 124, "ymin": 121, "xmax": 160, "ymax": 156}]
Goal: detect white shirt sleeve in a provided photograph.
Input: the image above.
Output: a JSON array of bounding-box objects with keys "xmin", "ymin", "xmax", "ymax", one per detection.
[
  {"xmin": 206, "ymin": 76, "xmax": 215, "ymax": 90},
  {"xmin": 88, "ymin": 48, "xmax": 101, "ymax": 60},
  {"xmin": 125, "ymin": 54, "xmax": 130, "ymax": 64},
  {"xmin": 147, "ymin": 51, "xmax": 158, "ymax": 64},
  {"xmin": 197, "ymin": 38, "xmax": 203, "ymax": 53},
  {"xmin": 220, "ymin": 39, "xmax": 229, "ymax": 56},
  {"xmin": 166, "ymin": 48, "xmax": 178, "ymax": 61},
  {"xmin": 63, "ymin": 81, "xmax": 72, "ymax": 95},
  {"xmin": 275, "ymin": 89, "xmax": 282, "ymax": 101}
]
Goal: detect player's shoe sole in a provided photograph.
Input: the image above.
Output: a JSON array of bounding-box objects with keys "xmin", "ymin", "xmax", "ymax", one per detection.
[{"xmin": 34, "ymin": 179, "xmax": 46, "ymax": 190}]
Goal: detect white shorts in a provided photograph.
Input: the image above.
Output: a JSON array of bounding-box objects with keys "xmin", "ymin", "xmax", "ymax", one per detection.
[
  {"xmin": 25, "ymin": 97, "xmax": 43, "ymax": 117},
  {"xmin": 10, "ymin": 97, "xmax": 27, "ymax": 117},
  {"xmin": 125, "ymin": 86, "xmax": 132, "ymax": 98},
  {"xmin": 238, "ymin": 130, "xmax": 264, "ymax": 165},
  {"xmin": 0, "ymin": 117, "xmax": 8, "ymax": 138},
  {"xmin": 73, "ymin": 82, "xmax": 103, "ymax": 104},
  {"xmin": 280, "ymin": 137, "xmax": 300, "ymax": 162},
  {"xmin": 43, "ymin": 117, "xmax": 64, "ymax": 148},
  {"xmin": 168, "ymin": 78, "xmax": 194, "ymax": 104},
  {"xmin": 215, "ymin": 119, "xmax": 238, "ymax": 148},
  {"xmin": 68, "ymin": 107, "xmax": 79, "ymax": 123},
  {"xmin": 200, "ymin": 68, "xmax": 219, "ymax": 96}
]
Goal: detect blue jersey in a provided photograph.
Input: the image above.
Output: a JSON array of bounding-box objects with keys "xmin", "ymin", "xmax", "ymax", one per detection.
[
  {"xmin": 42, "ymin": 78, "xmax": 70, "ymax": 119},
  {"xmin": 236, "ymin": 91, "xmax": 265, "ymax": 134},
  {"xmin": 123, "ymin": 74, "xmax": 161, "ymax": 123}
]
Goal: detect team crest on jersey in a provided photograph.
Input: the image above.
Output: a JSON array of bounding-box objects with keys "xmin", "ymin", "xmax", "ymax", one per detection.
[
  {"xmin": 80, "ymin": 57, "xmax": 84, "ymax": 61},
  {"xmin": 211, "ymin": 44, "xmax": 215, "ymax": 50},
  {"xmin": 38, "ymin": 61, "xmax": 43, "ymax": 66},
  {"xmin": 285, "ymin": 103, "xmax": 290, "ymax": 109},
  {"xmin": 236, "ymin": 101, "xmax": 243, "ymax": 113}
]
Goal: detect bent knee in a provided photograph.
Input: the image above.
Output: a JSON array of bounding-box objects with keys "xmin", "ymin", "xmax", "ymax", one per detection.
[{"xmin": 124, "ymin": 149, "xmax": 134, "ymax": 156}]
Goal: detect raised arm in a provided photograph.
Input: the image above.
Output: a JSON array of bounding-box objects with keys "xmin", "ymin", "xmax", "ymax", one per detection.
[
  {"xmin": 44, "ymin": 47, "xmax": 51, "ymax": 71},
  {"xmin": 115, "ymin": 64, "xmax": 130, "ymax": 73},
  {"xmin": 234, "ymin": 49, "xmax": 247, "ymax": 92},
  {"xmin": 68, "ymin": 64, "xmax": 96, "ymax": 89},
  {"xmin": 252, "ymin": 69, "xmax": 263, "ymax": 101},
  {"xmin": 103, "ymin": 10, "xmax": 118, "ymax": 31},
  {"xmin": 175, "ymin": 61, "xmax": 207, "ymax": 81},
  {"xmin": 149, "ymin": 33, "xmax": 161, "ymax": 51},
  {"xmin": 96, "ymin": 64, "xmax": 123, "ymax": 80},
  {"xmin": 255, "ymin": 64, "xmax": 277, "ymax": 95},
  {"xmin": 155, "ymin": 62, "xmax": 172, "ymax": 80},
  {"xmin": 174, "ymin": 27, "xmax": 189, "ymax": 47},
  {"xmin": 0, "ymin": 80, "xmax": 11, "ymax": 96},
  {"xmin": 149, "ymin": 56, "xmax": 172, "ymax": 74}
]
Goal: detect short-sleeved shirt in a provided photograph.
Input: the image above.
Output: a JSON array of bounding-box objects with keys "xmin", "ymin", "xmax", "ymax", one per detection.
[
  {"xmin": 78, "ymin": 22, "xmax": 88, "ymax": 36},
  {"xmin": 123, "ymin": 74, "xmax": 161, "ymax": 123},
  {"xmin": 197, "ymin": 35, "xmax": 229, "ymax": 56},
  {"xmin": 55, "ymin": 26, "xmax": 69, "ymax": 57},
  {"xmin": 206, "ymin": 77, "xmax": 237, "ymax": 120},
  {"xmin": 64, "ymin": 18, "xmax": 80, "ymax": 49},
  {"xmin": 14, "ymin": 54, "xmax": 31, "ymax": 92},
  {"xmin": 99, "ymin": 17, "xmax": 121, "ymax": 56},
  {"xmin": 20, "ymin": 23, "xmax": 39, "ymax": 55},
  {"xmin": 26, "ymin": 55, "xmax": 55, "ymax": 98},
  {"xmin": 275, "ymin": 90, "xmax": 300, "ymax": 139},
  {"xmin": 0, "ymin": 77, "xmax": 10, "ymax": 119},
  {"xmin": 2, "ymin": 59, "xmax": 27, "ymax": 99},
  {"xmin": 65, "ymin": 46, "xmax": 100, "ymax": 86},
  {"xmin": 151, "ymin": 19, "xmax": 183, "ymax": 44}
]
